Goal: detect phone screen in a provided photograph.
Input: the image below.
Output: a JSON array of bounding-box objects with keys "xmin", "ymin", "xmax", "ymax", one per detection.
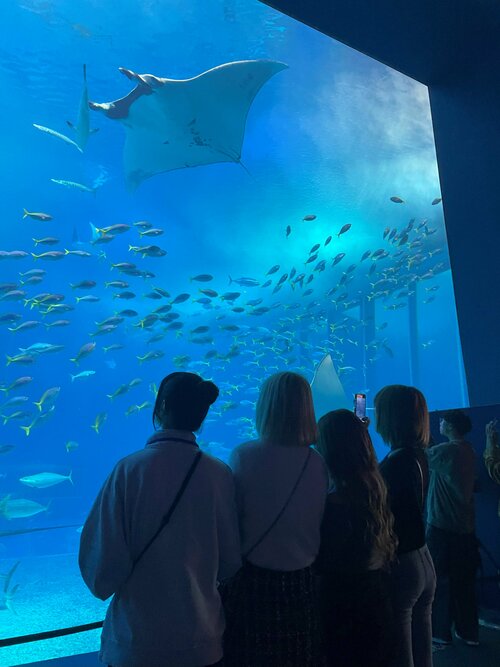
[{"xmin": 354, "ymin": 393, "xmax": 366, "ymax": 419}]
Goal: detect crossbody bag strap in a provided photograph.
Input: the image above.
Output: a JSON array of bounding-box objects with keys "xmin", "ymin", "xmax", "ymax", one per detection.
[
  {"xmin": 244, "ymin": 447, "xmax": 312, "ymax": 559},
  {"xmin": 132, "ymin": 450, "xmax": 202, "ymax": 570},
  {"xmin": 415, "ymin": 457, "xmax": 424, "ymax": 509}
]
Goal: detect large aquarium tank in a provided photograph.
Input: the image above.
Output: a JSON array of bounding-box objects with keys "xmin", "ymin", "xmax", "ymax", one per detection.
[{"xmin": 0, "ymin": 0, "xmax": 468, "ymax": 663}]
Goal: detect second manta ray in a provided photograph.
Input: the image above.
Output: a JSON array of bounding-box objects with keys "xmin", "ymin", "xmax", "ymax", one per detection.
[
  {"xmin": 310, "ymin": 354, "xmax": 350, "ymax": 419},
  {"xmin": 89, "ymin": 60, "xmax": 287, "ymax": 190},
  {"xmin": 67, "ymin": 64, "xmax": 99, "ymax": 151}
]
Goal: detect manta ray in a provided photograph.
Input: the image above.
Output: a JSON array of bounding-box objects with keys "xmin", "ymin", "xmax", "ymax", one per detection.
[
  {"xmin": 89, "ymin": 60, "xmax": 287, "ymax": 190},
  {"xmin": 310, "ymin": 354, "xmax": 350, "ymax": 420}
]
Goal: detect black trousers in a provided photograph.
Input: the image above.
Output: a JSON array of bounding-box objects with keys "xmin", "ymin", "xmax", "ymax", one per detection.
[
  {"xmin": 426, "ymin": 524, "xmax": 480, "ymax": 642},
  {"xmin": 320, "ymin": 569, "xmax": 395, "ymax": 667}
]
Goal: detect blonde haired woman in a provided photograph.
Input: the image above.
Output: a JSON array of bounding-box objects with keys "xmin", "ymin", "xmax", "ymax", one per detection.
[{"xmin": 223, "ymin": 371, "xmax": 328, "ymax": 667}]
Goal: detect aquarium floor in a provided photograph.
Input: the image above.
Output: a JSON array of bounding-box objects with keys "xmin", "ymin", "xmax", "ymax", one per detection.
[
  {"xmin": 0, "ymin": 552, "xmax": 106, "ymax": 667},
  {"xmin": 433, "ymin": 625, "xmax": 500, "ymax": 667},
  {"xmin": 3, "ymin": 553, "xmax": 499, "ymax": 667},
  {"xmin": 12, "ymin": 626, "xmax": 500, "ymax": 667}
]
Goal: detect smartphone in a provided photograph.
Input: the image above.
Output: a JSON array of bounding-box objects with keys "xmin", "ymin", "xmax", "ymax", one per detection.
[{"xmin": 354, "ymin": 393, "xmax": 366, "ymax": 419}]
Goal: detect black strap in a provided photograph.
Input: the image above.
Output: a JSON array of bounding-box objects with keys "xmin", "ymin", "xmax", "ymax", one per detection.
[
  {"xmin": 132, "ymin": 450, "xmax": 202, "ymax": 570},
  {"xmin": 415, "ymin": 457, "xmax": 424, "ymax": 510},
  {"xmin": 244, "ymin": 448, "xmax": 312, "ymax": 559}
]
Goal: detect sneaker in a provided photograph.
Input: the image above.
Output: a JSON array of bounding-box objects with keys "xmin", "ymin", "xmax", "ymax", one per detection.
[
  {"xmin": 454, "ymin": 631, "xmax": 479, "ymax": 646},
  {"xmin": 432, "ymin": 637, "xmax": 452, "ymax": 646}
]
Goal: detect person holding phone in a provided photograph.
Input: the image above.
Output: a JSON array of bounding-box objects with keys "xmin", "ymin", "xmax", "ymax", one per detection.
[
  {"xmin": 315, "ymin": 409, "xmax": 397, "ymax": 667},
  {"xmin": 79, "ymin": 372, "xmax": 241, "ymax": 667}
]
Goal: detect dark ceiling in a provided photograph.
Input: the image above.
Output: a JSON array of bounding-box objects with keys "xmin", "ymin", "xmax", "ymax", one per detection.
[{"xmin": 259, "ymin": 0, "xmax": 500, "ymax": 85}]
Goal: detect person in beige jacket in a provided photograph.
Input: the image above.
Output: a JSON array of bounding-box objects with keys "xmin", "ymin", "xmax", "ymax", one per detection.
[{"xmin": 79, "ymin": 372, "xmax": 241, "ymax": 667}]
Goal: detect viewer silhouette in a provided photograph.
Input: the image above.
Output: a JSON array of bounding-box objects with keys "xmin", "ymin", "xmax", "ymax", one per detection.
[{"xmin": 79, "ymin": 372, "xmax": 241, "ymax": 667}]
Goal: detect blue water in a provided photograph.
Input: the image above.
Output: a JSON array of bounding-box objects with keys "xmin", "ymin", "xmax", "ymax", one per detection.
[{"xmin": 0, "ymin": 0, "xmax": 467, "ymax": 662}]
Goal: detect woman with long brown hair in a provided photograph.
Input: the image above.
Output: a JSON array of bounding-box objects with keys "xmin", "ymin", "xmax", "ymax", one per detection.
[{"xmin": 315, "ymin": 409, "xmax": 397, "ymax": 667}]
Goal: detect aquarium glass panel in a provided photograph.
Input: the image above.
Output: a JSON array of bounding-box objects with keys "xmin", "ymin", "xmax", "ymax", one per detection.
[{"xmin": 0, "ymin": 0, "xmax": 467, "ymax": 662}]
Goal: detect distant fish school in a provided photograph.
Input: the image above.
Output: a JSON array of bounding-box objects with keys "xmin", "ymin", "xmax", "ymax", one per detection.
[{"xmin": 5, "ymin": 204, "xmax": 446, "ymax": 424}]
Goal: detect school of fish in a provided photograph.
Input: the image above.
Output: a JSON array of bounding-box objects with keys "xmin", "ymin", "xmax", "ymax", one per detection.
[
  {"xmin": 0, "ymin": 67, "xmax": 449, "ymax": 596},
  {"xmin": 1, "ymin": 198, "xmax": 448, "ymax": 523}
]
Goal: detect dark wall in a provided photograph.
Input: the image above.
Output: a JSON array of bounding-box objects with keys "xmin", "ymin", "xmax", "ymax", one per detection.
[
  {"xmin": 428, "ymin": 56, "xmax": 500, "ymax": 409},
  {"xmin": 260, "ymin": 0, "xmax": 500, "ymax": 407},
  {"xmin": 259, "ymin": 1, "xmax": 500, "ymax": 88}
]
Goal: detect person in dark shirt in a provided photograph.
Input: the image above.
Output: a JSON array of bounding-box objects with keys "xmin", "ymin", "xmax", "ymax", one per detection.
[
  {"xmin": 426, "ymin": 409, "xmax": 479, "ymax": 647},
  {"xmin": 376, "ymin": 385, "xmax": 436, "ymax": 667},
  {"xmin": 315, "ymin": 409, "xmax": 397, "ymax": 667}
]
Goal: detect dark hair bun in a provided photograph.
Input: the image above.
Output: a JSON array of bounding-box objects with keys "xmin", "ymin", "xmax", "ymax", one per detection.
[
  {"xmin": 442, "ymin": 409, "xmax": 472, "ymax": 435},
  {"xmin": 198, "ymin": 380, "xmax": 219, "ymax": 405},
  {"xmin": 153, "ymin": 372, "xmax": 219, "ymax": 431}
]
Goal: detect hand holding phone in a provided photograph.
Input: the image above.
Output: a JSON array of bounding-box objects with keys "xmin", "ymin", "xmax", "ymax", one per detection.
[{"xmin": 354, "ymin": 393, "xmax": 366, "ymax": 419}]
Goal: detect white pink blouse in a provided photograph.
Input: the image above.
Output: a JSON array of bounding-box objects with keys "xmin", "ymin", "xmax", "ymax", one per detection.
[{"xmin": 229, "ymin": 440, "xmax": 329, "ymax": 571}]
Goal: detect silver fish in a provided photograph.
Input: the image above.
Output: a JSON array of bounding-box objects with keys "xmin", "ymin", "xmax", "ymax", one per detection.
[
  {"xmin": 19, "ymin": 471, "xmax": 73, "ymax": 488},
  {"xmin": 50, "ymin": 178, "xmax": 96, "ymax": 193},
  {"xmin": 0, "ymin": 495, "xmax": 50, "ymax": 519},
  {"xmin": 33, "ymin": 123, "xmax": 82, "ymax": 153}
]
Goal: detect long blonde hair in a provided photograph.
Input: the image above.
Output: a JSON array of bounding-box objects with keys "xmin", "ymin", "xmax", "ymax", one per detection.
[
  {"xmin": 317, "ymin": 409, "xmax": 397, "ymax": 563},
  {"xmin": 256, "ymin": 372, "xmax": 317, "ymax": 446}
]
